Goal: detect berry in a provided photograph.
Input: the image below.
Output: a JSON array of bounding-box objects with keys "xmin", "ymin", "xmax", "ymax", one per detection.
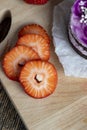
[
  {"xmin": 24, "ymin": 0, "xmax": 48, "ymax": 5},
  {"xmin": 3, "ymin": 46, "xmax": 39, "ymax": 81},
  {"xmin": 16, "ymin": 34, "xmax": 50, "ymax": 61},
  {"xmin": 18, "ymin": 24, "xmax": 50, "ymax": 44},
  {"xmin": 19, "ymin": 60, "xmax": 57, "ymax": 98}
]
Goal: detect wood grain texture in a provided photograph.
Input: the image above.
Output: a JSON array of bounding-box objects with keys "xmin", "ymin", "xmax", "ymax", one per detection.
[
  {"xmin": 30, "ymin": 96, "xmax": 87, "ymax": 130},
  {"xmin": 0, "ymin": 0, "xmax": 87, "ymax": 130}
]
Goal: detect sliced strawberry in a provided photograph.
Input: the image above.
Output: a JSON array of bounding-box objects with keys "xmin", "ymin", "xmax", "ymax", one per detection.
[
  {"xmin": 19, "ymin": 60, "xmax": 58, "ymax": 98},
  {"xmin": 3, "ymin": 46, "xmax": 40, "ymax": 81},
  {"xmin": 24, "ymin": 0, "xmax": 48, "ymax": 4},
  {"xmin": 16, "ymin": 34, "xmax": 50, "ymax": 61},
  {"xmin": 18, "ymin": 24, "xmax": 50, "ymax": 44}
]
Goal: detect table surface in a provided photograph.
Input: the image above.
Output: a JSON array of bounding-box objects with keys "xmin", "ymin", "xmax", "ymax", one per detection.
[{"xmin": 0, "ymin": 0, "xmax": 87, "ymax": 130}]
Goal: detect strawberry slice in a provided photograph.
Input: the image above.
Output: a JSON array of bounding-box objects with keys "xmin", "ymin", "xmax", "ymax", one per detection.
[
  {"xmin": 18, "ymin": 24, "xmax": 50, "ymax": 44},
  {"xmin": 19, "ymin": 60, "xmax": 58, "ymax": 98},
  {"xmin": 24, "ymin": 0, "xmax": 48, "ymax": 4},
  {"xmin": 3, "ymin": 46, "xmax": 40, "ymax": 81},
  {"xmin": 16, "ymin": 34, "xmax": 50, "ymax": 61}
]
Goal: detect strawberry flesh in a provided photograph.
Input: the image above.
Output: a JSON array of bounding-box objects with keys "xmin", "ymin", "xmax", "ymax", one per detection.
[
  {"xmin": 3, "ymin": 46, "xmax": 40, "ymax": 81},
  {"xmin": 18, "ymin": 24, "xmax": 50, "ymax": 44},
  {"xmin": 16, "ymin": 34, "xmax": 50, "ymax": 61},
  {"xmin": 19, "ymin": 60, "xmax": 58, "ymax": 98}
]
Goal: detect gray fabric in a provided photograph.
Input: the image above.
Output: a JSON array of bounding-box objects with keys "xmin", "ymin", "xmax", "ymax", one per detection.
[{"xmin": 0, "ymin": 82, "xmax": 27, "ymax": 130}]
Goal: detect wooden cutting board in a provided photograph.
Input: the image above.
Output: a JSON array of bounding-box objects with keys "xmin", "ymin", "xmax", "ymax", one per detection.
[{"xmin": 0, "ymin": 0, "xmax": 87, "ymax": 130}]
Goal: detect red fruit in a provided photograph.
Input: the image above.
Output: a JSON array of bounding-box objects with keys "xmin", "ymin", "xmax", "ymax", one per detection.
[
  {"xmin": 24, "ymin": 0, "xmax": 48, "ymax": 4},
  {"xmin": 19, "ymin": 60, "xmax": 58, "ymax": 98},
  {"xmin": 16, "ymin": 34, "xmax": 50, "ymax": 61},
  {"xmin": 18, "ymin": 24, "xmax": 50, "ymax": 44},
  {"xmin": 3, "ymin": 46, "xmax": 40, "ymax": 81}
]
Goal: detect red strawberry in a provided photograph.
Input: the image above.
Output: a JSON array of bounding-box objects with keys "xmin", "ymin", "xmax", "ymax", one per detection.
[
  {"xmin": 16, "ymin": 34, "xmax": 50, "ymax": 61},
  {"xmin": 24, "ymin": 0, "xmax": 48, "ymax": 4},
  {"xmin": 18, "ymin": 24, "xmax": 50, "ymax": 44},
  {"xmin": 19, "ymin": 60, "xmax": 57, "ymax": 98},
  {"xmin": 3, "ymin": 46, "xmax": 40, "ymax": 81}
]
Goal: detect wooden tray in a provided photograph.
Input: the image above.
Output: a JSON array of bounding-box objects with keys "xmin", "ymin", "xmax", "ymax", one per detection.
[{"xmin": 0, "ymin": 0, "xmax": 87, "ymax": 130}]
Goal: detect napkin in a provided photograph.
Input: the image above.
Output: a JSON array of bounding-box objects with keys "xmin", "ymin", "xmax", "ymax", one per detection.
[{"xmin": 52, "ymin": 0, "xmax": 87, "ymax": 78}]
